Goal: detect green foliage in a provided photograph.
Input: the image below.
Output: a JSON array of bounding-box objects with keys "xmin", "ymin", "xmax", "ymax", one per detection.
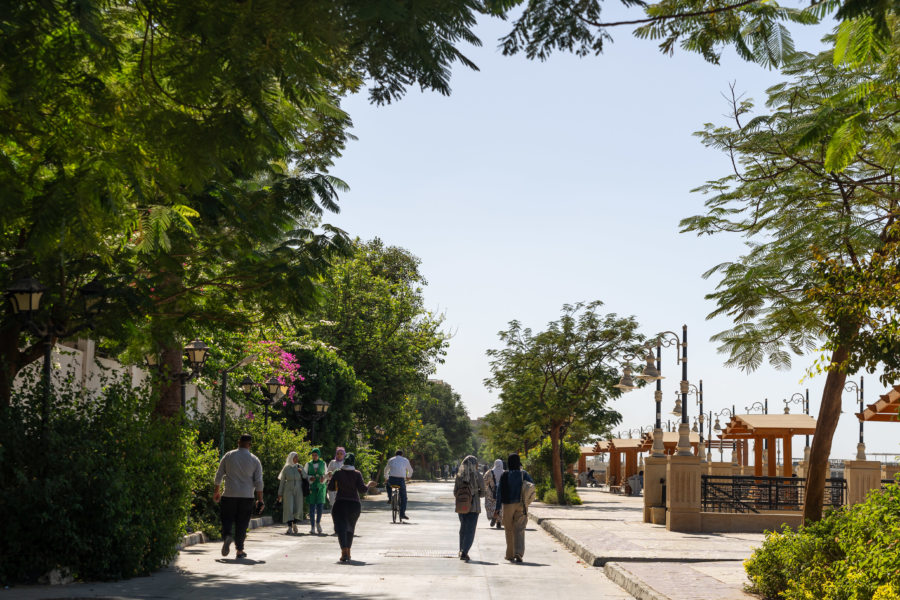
[
  {"xmin": 485, "ymin": 301, "xmax": 640, "ymax": 500},
  {"xmin": 412, "ymin": 379, "xmax": 474, "ymax": 466},
  {"xmin": 541, "ymin": 484, "xmax": 583, "ymax": 505},
  {"xmin": 306, "ymin": 239, "xmax": 449, "ymax": 452},
  {"xmin": 351, "ymin": 446, "xmax": 380, "ymax": 483},
  {"xmin": 524, "ymin": 437, "xmax": 582, "ymax": 486},
  {"xmin": 745, "ymin": 483, "xmax": 900, "ymax": 599},
  {"xmin": 183, "ymin": 436, "xmax": 222, "ymax": 540},
  {"xmin": 0, "ymin": 377, "xmax": 192, "ymax": 584}
]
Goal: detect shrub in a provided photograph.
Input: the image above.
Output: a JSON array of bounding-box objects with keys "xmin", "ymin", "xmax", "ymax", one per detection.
[
  {"xmin": 524, "ymin": 437, "xmax": 581, "ymax": 487},
  {"xmin": 745, "ymin": 482, "xmax": 900, "ymax": 600},
  {"xmin": 540, "ymin": 484, "xmax": 582, "ymax": 505},
  {"xmin": 0, "ymin": 377, "xmax": 192, "ymax": 584}
]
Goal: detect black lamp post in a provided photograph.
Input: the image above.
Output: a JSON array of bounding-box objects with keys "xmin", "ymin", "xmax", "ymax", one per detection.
[
  {"xmin": 710, "ymin": 408, "xmax": 734, "ymax": 463},
  {"xmin": 845, "ymin": 378, "xmax": 864, "ymax": 459},
  {"xmin": 746, "ymin": 399, "xmax": 768, "ymax": 414},
  {"xmin": 180, "ymin": 340, "xmax": 210, "ymax": 411},
  {"xmin": 309, "ymin": 397, "xmax": 330, "ymax": 443},
  {"xmin": 216, "ymin": 353, "xmax": 257, "ymax": 457},
  {"xmin": 784, "ymin": 389, "xmax": 811, "ymax": 461},
  {"xmin": 685, "ymin": 381, "xmax": 705, "ymax": 461},
  {"xmin": 6, "ymin": 276, "xmax": 104, "ymax": 443},
  {"xmin": 240, "ymin": 375, "xmax": 283, "ymax": 428}
]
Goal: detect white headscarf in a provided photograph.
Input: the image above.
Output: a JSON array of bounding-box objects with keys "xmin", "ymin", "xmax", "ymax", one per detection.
[
  {"xmin": 278, "ymin": 451, "xmax": 298, "ymax": 480},
  {"xmin": 492, "ymin": 459, "xmax": 505, "ymax": 484}
]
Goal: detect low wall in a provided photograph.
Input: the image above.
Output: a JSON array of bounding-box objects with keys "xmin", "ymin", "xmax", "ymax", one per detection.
[{"xmin": 701, "ymin": 511, "xmax": 802, "ymax": 533}]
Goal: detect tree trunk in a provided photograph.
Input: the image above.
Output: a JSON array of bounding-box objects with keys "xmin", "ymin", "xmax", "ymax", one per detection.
[
  {"xmin": 154, "ymin": 344, "xmax": 183, "ymax": 418},
  {"xmin": 550, "ymin": 423, "xmax": 566, "ymax": 505},
  {"xmin": 803, "ymin": 344, "xmax": 849, "ymax": 523}
]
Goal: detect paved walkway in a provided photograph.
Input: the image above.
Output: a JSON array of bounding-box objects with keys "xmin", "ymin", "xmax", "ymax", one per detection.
[
  {"xmin": 528, "ymin": 487, "xmax": 762, "ymax": 600},
  {"xmin": 5, "ymin": 482, "xmax": 631, "ymax": 600}
]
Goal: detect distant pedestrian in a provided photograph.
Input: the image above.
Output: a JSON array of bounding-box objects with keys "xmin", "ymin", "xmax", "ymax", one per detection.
[
  {"xmin": 306, "ymin": 448, "xmax": 327, "ymax": 534},
  {"xmin": 326, "ymin": 446, "xmax": 346, "ymax": 507},
  {"xmin": 384, "ymin": 450, "xmax": 413, "ymax": 520},
  {"xmin": 327, "ymin": 452, "xmax": 369, "ymax": 562},
  {"xmin": 277, "ymin": 451, "xmax": 305, "ymax": 534},
  {"xmin": 495, "ymin": 453, "xmax": 533, "ymax": 563},
  {"xmin": 484, "ymin": 458, "xmax": 504, "ymax": 529},
  {"xmin": 213, "ymin": 433, "xmax": 264, "ymax": 559},
  {"xmin": 454, "ymin": 455, "xmax": 485, "ymax": 561}
]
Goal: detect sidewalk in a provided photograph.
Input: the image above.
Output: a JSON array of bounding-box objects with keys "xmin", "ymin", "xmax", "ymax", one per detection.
[{"xmin": 528, "ymin": 487, "xmax": 762, "ymax": 600}]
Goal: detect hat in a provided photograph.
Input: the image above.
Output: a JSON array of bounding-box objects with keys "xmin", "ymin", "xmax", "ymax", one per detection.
[
  {"xmin": 343, "ymin": 452, "xmax": 356, "ymax": 467},
  {"xmin": 311, "ymin": 447, "xmax": 321, "ymax": 456}
]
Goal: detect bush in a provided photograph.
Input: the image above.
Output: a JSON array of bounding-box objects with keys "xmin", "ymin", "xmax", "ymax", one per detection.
[
  {"xmin": 745, "ymin": 482, "xmax": 900, "ymax": 600},
  {"xmin": 0, "ymin": 377, "xmax": 193, "ymax": 584},
  {"xmin": 540, "ymin": 484, "xmax": 583, "ymax": 505},
  {"xmin": 524, "ymin": 437, "xmax": 581, "ymax": 487}
]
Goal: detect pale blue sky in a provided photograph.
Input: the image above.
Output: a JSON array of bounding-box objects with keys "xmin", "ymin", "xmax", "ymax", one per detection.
[{"xmin": 328, "ymin": 12, "xmax": 898, "ymax": 461}]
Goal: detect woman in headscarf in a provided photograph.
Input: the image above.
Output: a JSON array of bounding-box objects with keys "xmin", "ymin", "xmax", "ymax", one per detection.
[
  {"xmin": 305, "ymin": 448, "xmax": 327, "ymax": 535},
  {"xmin": 327, "ymin": 452, "xmax": 369, "ymax": 562},
  {"xmin": 453, "ymin": 455, "xmax": 486, "ymax": 562},
  {"xmin": 496, "ymin": 453, "xmax": 533, "ymax": 563},
  {"xmin": 326, "ymin": 446, "xmax": 346, "ymax": 508},
  {"xmin": 483, "ymin": 458, "xmax": 505, "ymax": 529},
  {"xmin": 277, "ymin": 451, "xmax": 305, "ymax": 534}
]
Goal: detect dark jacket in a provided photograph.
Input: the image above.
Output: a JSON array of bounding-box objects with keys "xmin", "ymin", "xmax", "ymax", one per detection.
[
  {"xmin": 496, "ymin": 469, "xmax": 533, "ymax": 505},
  {"xmin": 327, "ymin": 468, "xmax": 368, "ymax": 503}
]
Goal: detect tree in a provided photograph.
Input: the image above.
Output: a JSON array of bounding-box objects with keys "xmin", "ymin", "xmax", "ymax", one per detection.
[
  {"xmin": 410, "ymin": 424, "xmax": 454, "ymax": 477},
  {"xmin": 306, "ymin": 239, "xmax": 449, "ymax": 450},
  {"xmin": 0, "ymin": 0, "xmax": 484, "ymax": 410},
  {"xmin": 414, "ymin": 380, "xmax": 474, "ymax": 460},
  {"xmin": 680, "ymin": 49, "xmax": 900, "ymax": 521},
  {"xmin": 485, "ymin": 301, "xmax": 643, "ymax": 504}
]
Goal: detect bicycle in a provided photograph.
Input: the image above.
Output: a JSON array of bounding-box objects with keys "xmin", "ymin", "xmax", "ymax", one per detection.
[{"xmin": 390, "ymin": 485, "xmax": 400, "ymax": 523}]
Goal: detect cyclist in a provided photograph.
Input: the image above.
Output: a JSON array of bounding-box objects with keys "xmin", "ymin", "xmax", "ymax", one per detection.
[{"xmin": 384, "ymin": 450, "xmax": 413, "ymax": 520}]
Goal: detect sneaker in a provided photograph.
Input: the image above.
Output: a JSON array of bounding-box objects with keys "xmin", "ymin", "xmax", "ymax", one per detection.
[
  {"xmin": 310, "ymin": 525, "xmax": 316, "ymax": 534},
  {"xmin": 236, "ymin": 550, "xmax": 247, "ymax": 559},
  {"xmin": 461, "ymin": 553, "xmax": 470, "ymax": 562},
  {"xmin": 316, "ymin": 522, "xmax": 323, "ymax": 535},
  {"xmin": 514, "ymin": 556, "xmax": 523, "ymax": 563},
  {"xmin": 400, "ymin": 514, "xmax": 409, "ymax": 521},
  {"xmin": 221, "ymin": 535, "xmax": 233, "ymax": 557}
]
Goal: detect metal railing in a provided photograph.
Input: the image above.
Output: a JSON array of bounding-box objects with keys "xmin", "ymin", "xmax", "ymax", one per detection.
[{"xmin": 701, "ymin": 475, "xmax": 847, "ymax": 513}]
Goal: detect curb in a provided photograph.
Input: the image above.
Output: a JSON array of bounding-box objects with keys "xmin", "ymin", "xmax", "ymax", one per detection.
[
  {"xmin": 177, "ymin": 516, "xmax": 273, "ymax": 551},
  {"xmin": 529, "ymin": 512, "xmax": 603, "ymax": 566},
  {"xmin": 604, "ymin": 563, "xmax": 671, "ymax": 600}
]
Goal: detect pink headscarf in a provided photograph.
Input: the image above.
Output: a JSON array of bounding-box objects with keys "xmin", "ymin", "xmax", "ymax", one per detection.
[{"xmin": 334, "ymin": 447, "xmax": 346, "ymax": 461}]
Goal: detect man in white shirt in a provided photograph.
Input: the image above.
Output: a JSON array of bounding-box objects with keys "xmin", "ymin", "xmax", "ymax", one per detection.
[
  {"xmin": 213, "ymin": 434, "xmax": 264, "ymax": 559},
  {"xmin": 384, "ymin": 450, "xmax": 413, "ymax": 520}
]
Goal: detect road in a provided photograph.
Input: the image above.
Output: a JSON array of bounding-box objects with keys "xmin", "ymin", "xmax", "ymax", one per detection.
[{"xmin": 7, "ymin": 482, "xmax": 632, "ymax": 600}]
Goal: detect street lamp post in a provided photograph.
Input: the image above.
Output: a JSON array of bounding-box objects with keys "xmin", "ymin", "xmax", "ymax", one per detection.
[
  {"xmin": 685, "ymin": 381, "xmax": 705, "ymax": 462},
  {"xmin": 746, "ymin": 399, "xmax": 768, "ymax": 414},
  {"xmin": 6, "ymin": 277, "xmax": 105, "ymax": 444},
  {"xmin": 241, "ymin": 375, "xmax": 284, "ymax": 428},
  {"xmin": 783, "ymin": 389, "xmax": 811, "ymax": 462},
  {"xmin": 309, "ymin": 397, "xmax": 330, "ymax": 443},
  {"xmin": 180, "ymin": 340, "xmax": 210, "ymax": 411},
  {"xmin": 845, "ymin": 378, "xmax": 864, "ymax": 459},
  {"xmin": 710, "ymin": 408, "xmax": 734, "ymax": 463}
]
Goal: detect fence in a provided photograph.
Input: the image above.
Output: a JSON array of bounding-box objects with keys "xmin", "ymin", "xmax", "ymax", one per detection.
[{"xmin": 701, "ymin": 475, "xmax": 847, "ymax": 513}]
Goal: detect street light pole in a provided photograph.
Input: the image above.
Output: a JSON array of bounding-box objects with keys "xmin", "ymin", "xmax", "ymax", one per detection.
[
  {"xmin": 845, "ymin": 377, "xmax": 864, "ymax": 459},
  {"xmin": 219, "ymin": 354, "xmax": 257, "ymax": 457}
]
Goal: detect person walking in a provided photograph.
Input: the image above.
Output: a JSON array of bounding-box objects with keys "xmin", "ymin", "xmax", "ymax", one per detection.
[
  {"xmin": 213, "ymin": 433, "xmax": 264, "ymax": 559},
  {"xmin": 384, "ymin": 450, "xmax": 413, "ymax": 520},
  {"xmin": 454, "ymin": 455, "xmax": 486, "ymax": 562},
  {"xmin": 277, "ymin": 451, "xmax": 305, "ymax": 534},
  {"xmin": 327, "ymin": 452, "xmax": 369, "ymax": 562},
  {"xmin": 483, "ymin": 458, "xmax": 504, "ymax": 529},
  {"xmin": 495, "ymin": 453, "xmax": 533, "ymax": 563},
  {"xmin": 326, "ymin": 446, "xmax": 346, "ymax": 507},
  {"xmin": 306, "ymin": 448, "xmax": 327, "ymax": 534}
]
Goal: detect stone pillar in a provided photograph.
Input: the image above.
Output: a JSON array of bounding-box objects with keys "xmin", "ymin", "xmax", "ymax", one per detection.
[
  {"xmin": 666, "ymin": 454, "xmax": 702, "ymax": 532},
  {"xmin": 844, "ymin": 460, "xmax": 882, "ymax": 506},
  {"xmin": 643, "ymin": 455, "xmax": 668, "ymax": 524}
]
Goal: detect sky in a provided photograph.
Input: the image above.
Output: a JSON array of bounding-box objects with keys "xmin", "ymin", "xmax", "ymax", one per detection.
[{"xmin": 326, "ymin": 11, "xmax": 899, "ymax": 462}]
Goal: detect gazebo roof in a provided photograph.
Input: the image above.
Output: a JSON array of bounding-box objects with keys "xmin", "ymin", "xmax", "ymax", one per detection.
[
  {"xmin": 592, "ymin": 440, "xmax": 610, "ymax": 453},
  {"xmin": 608, "ymin": 438, "xmax": 643, "ymax": 452},
  {"xmin": 719, "ymin": 413, "xmax": 817, "ymax": 439},
  {"xmin": 638, "ymin": 431, "xmax": 699, "ymax": 452},
  {"xmin": 858, "ymin": 384, "xmax": 900, "ymax": 423}
]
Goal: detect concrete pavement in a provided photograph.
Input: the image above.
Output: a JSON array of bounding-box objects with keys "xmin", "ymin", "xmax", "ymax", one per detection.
[
  {"xmin": 5, "ymin": 482, "xmax": 632, "ymax": 600},
  {"xmin": 528, "ymin": 487, "xmax": 761, "ymax": 600}
]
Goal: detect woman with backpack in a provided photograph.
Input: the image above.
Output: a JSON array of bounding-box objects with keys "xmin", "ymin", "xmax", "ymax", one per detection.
[
  {"xmin": 494, "ymin": 453, "xmax": 534, "ymax": 563},
  {"xmin": 453, "ymin": 455, "xmax": 485, "ymax": 562}
]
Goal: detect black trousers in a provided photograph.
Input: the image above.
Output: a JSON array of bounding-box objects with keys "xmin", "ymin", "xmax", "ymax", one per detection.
[
  {"xmin": 220, "ymin": 497, "xmax": 254, "ymax": 550},
  {"xmin": 331, "ymin": 499, "xmax": 361, "ymax": 549}
]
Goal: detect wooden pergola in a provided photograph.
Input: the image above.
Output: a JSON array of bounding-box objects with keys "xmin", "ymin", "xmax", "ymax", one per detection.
[
  {"xmin": 638, "ymin": 431, "xmax": 700, "ymax": 456},
  {"xmin": 578, "ymin": 442, "xmax": 607, "ymax": 472},
  {"xmin": 857, "ymin": 385, "xmax": 900, "ymax": 422},
  {"xmin": 607, "ymin": 438, "xmax": 643, "ymax": 485},
  {"xmin": 718, "ymin": 414, "xmax": 817, "ymax": 477}
]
